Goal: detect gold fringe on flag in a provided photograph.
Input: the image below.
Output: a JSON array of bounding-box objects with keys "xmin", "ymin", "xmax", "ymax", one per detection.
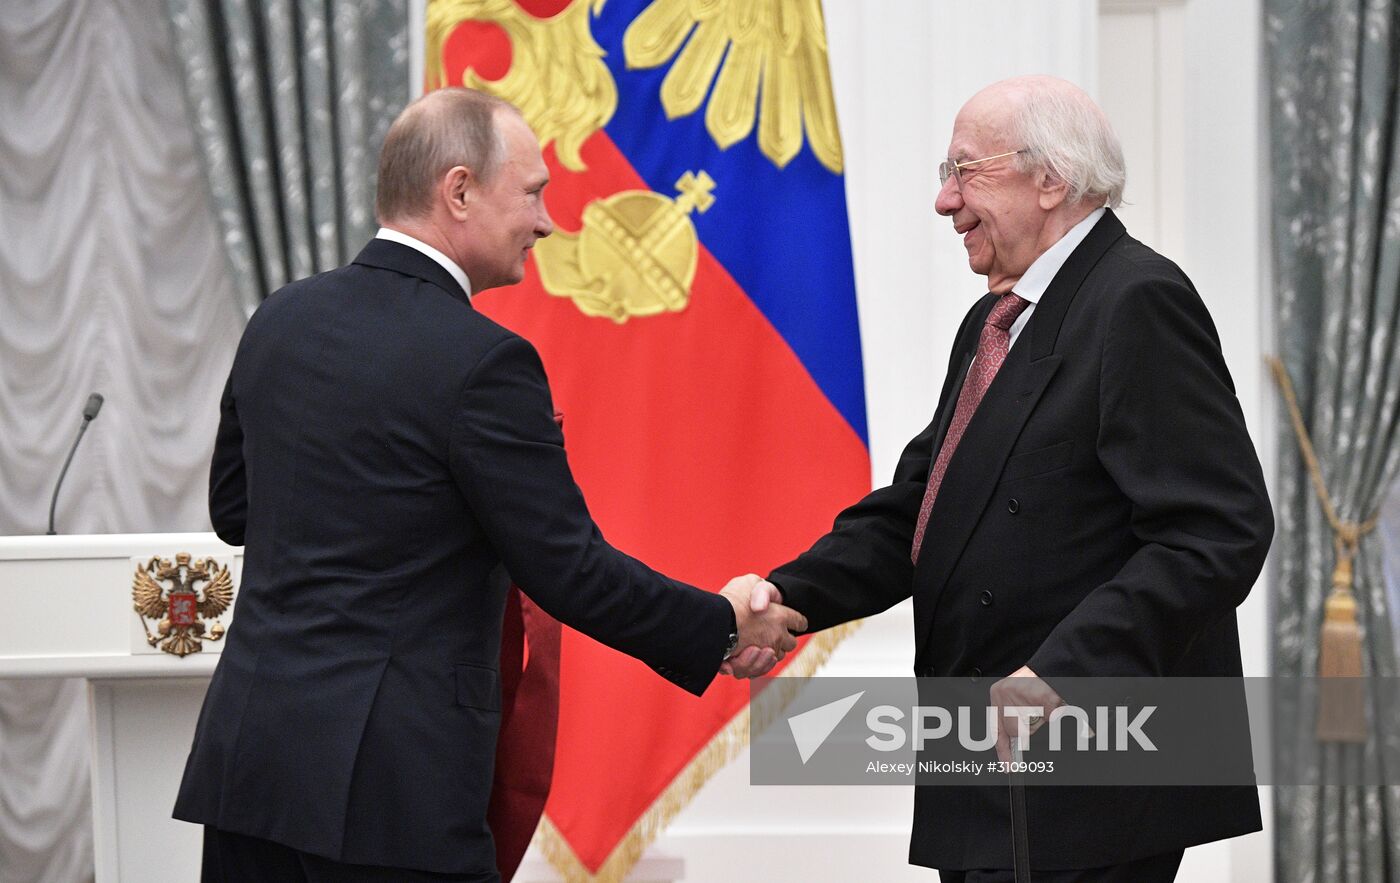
[
  {"xmin": 1267, "ymin": 355, "xmax": 1374, "ymax": 743},
  {"xmin": 531, "ymin": 619, "xmax": 865, "ymax": 882}
]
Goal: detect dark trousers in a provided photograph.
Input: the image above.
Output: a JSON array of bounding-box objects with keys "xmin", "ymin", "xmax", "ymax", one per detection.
[
  {"xmin": 938, "ymin": 849, "xmax": 1184, "ymax": 883},
  {"xmin": 201, "ymin": 827, "xmax": 500, "ymax": 883}
]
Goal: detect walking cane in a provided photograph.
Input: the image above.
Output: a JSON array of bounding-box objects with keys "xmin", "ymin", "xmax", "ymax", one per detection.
[{"xmin": 1009, "ymin": 742, "xmax": 1031, "ymax": 882}]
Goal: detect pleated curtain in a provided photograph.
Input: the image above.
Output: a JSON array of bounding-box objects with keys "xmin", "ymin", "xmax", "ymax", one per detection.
[
  {"xmin": 163, "ymin": 0, "xmax": 409, "ymax": 315},
  {"xmin": 0, "ymin": 1, "xmax": 406, "ymax": 879},
  {"xmin": 1266, "ymin": 0, "xmax": 1400, "ymax": 879}
]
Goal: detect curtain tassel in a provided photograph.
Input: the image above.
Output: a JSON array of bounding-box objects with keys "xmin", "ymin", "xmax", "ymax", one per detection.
[
  {"xmin": 1268, "ymin": 356, "xmax": 1375, "ymax": 744},
  {"xmin": 1316, "ymin": 540, "xmax": 1366, "ymax": 742}
]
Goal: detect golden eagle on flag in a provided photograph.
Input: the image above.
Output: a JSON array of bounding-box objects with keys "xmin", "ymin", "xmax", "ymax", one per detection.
[{"xmin": 426, "ymin": 1, "xmax": 869, "ymax": 879}]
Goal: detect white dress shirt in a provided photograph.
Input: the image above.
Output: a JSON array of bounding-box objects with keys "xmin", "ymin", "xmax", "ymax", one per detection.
[
  {"xmin": 375, "ymin": 227, "xmax": 473, "ymax": 300},
  {"xmin": 1003, "ymin": 207, "xmax": 1105, "ymax": 350}
]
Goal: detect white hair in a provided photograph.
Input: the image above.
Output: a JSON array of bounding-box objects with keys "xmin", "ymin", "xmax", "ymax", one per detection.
[{"xmin": 1009, "ymin": 83, "xmax": 1126, "ymax": 209}]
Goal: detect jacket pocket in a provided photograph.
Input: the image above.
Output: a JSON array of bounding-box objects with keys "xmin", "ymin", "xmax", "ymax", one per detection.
[
  {"xmin": 454, "ymin": 662, "xmax": 501, "ymax": 712},
  {"xmin": 999, "ymin": 440, "xmax": 1073, "ymax": 484}
]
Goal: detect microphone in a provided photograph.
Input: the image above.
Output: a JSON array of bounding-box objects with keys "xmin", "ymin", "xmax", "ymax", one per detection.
[{"xmin": 47, "ymin": 393, "xmax": 104, "ymax": 535}]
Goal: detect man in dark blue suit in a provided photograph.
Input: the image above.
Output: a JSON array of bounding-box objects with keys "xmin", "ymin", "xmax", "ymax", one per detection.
[{"xmin": 174, "ymin": 87, "xmax": 802, "ymax": 882}]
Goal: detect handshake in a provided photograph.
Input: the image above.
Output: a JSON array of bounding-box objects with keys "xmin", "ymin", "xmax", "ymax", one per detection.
[{"xmin": 717, "ymin": 574, "xmax": 806, "ymax": 680}]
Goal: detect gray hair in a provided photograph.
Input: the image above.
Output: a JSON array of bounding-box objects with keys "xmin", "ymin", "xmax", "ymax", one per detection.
[
  {"xmin": 1009, "ymin": 82, "xmax": 1126, "ymax": 209},
  {"xmin": 375, "ymin": 88, "xmax": 515, "ymax": 223}
]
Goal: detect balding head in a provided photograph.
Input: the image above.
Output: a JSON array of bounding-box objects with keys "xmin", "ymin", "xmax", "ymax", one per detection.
[
  {"xmin": 935, "ymin": 76, "xmax": 1125, "ymax": 293},
  {"xmin": 375, "ymin": 88, "xmax": 517, "ymax": 223},
  {"xmin": 374, "ymin": 88, "xmax": 554, "ymax": 293},
  {"xmin": 966, "ymin": 75, "xmax": 1125, "ymax": 209}
]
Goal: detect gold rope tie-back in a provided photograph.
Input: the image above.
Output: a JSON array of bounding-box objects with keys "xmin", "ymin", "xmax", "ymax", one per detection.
[{"xmin": 1267, "ymin": 355, "xmax": 1374, "ymax": 743}]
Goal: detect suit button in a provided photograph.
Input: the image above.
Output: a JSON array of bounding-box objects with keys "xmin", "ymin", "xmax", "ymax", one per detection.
[
  {"xmin": 1008, "ymin": 498, "xmax": 1020, "ymax": 514},
  {"xmin": 970, "ymin": 667, "xmax": 982, "ymax": 682},
  {"xmin": 980, "ymin": 590, "xmax": 993, "ymax": 607}
]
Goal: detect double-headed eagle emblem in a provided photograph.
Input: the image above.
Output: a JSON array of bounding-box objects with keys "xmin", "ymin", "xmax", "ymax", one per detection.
[
  {"xmin": 426, "ymin": 0, "xmax": 843, "ymax": 322},
  {"xmin": 426, "ymin": 0, "xmax": 842, "ymax": 174},
  {"xmin": 132, "ymin": 553, "xmax": 233, "ymax": 657}
]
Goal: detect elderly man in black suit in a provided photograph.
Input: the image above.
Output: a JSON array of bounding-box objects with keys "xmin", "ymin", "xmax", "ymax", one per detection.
[
  {"xmin": 174, "ymin": 87, "xmax": 804, "ymax": 882},
  {"xmin": 734, "ymin": 75, "xmax": 1273, "ymax": 882}
]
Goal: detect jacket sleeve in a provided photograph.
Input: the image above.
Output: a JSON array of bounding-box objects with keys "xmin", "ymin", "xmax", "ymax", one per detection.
[
  {"xmin": 208, "ymin": 372, "xmax": 248, "ymax": 546},
  {"xmin": 447, "ymin": 335, "xmax": 732, "ymax": 695},
  {"xmin": 1028, "ymin": 276, "xmax": 1274, "ymax": 679}
]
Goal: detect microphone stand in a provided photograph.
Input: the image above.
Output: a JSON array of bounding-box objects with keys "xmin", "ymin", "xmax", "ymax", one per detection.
[{"xmin": 47, "ymin": 402, "xmax": 101, "ymax": 535}]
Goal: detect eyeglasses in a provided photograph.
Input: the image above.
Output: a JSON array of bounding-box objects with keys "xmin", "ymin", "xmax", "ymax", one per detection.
[{"xmin": 938, "ymin": 150, "xmax": 1024, "ymax": 188}]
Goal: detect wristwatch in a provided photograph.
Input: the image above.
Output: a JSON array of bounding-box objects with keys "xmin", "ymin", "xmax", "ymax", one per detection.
[{"xmin": 723, "ymin": 629, "xmax": 739, "ymax": 660}]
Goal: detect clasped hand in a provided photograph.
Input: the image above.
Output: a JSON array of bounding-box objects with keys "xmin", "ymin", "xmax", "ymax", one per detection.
[{"xmin": 717, "ymin": 574, "xmax": 803, "ymax": 680}]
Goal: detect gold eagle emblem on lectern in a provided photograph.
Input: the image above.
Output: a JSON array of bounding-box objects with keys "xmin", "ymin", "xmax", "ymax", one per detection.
[{"xmin": 132, "ymin": 553, "xmax": 233, "ymax": 657}]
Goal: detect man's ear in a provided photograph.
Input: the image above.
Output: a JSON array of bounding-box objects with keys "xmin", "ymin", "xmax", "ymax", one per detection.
[
  {"xmin": 442, "ymin": 166, "xmax": 474, "ymax": 221},
  {"xmin": 1037, "ymin": 169, "xmax": 1068, "ymax": 211}
]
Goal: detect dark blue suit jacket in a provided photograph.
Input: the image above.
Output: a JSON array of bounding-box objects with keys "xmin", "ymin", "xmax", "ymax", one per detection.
[{"xmin": 174, "ymin": 239, "xmax": 732, "ymax": 875}]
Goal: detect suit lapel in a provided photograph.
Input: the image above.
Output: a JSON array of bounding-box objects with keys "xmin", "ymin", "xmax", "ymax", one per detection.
[{"xmin": 911, "ymin": 211, "xmax": 1127, "ymax": 660}]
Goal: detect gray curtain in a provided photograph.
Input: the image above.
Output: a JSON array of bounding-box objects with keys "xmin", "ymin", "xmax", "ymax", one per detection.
[
  {"xmin": 163, "ymin": 0, "xmax": 410, "ymax": 315},
  {"xmin": 0, "ymin": 0, "xmax": 246, "ymax": 878},
  {"xmin": 1266, "ymin": 0, "xmax": 1400, "ymax": 880},
  {"xmin": 0, "ymin": 1, "xmax": 410, "ymax": 879}
]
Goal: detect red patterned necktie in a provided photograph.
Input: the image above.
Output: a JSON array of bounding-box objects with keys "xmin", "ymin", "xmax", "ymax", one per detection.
[{"xmin": 910, "ymin": 292, "xmax": 1031, "ymax": 564}]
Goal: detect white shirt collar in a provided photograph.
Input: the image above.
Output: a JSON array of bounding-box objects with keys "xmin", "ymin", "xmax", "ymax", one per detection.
[
  {"xmin": 375, "ymin": 227, "xmax": 473, "ymax": 300},
  {"xmin": 1011, "ymin": 207, "xmax": 1106, "ymax": 305}
]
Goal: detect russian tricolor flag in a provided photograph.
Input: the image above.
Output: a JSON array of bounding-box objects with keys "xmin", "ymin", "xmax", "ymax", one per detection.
[{"xmin": 432, "ymin": 1, "xmax": 869, "ymax": 877}]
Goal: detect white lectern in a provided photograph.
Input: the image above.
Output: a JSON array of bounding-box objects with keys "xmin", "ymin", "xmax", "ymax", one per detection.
[{"xmin": 0, "ymin": 533, "xmax": 239, "ymax": 883}]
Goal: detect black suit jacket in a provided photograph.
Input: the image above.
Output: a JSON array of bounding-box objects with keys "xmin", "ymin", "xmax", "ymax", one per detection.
[
  {"xmin": 174, "ymin": 239, "xmax": 733, "ymax": 876},
  {"xmin": 771, "ymin": 211, "xmax": 1272, "ymax": 869}
]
